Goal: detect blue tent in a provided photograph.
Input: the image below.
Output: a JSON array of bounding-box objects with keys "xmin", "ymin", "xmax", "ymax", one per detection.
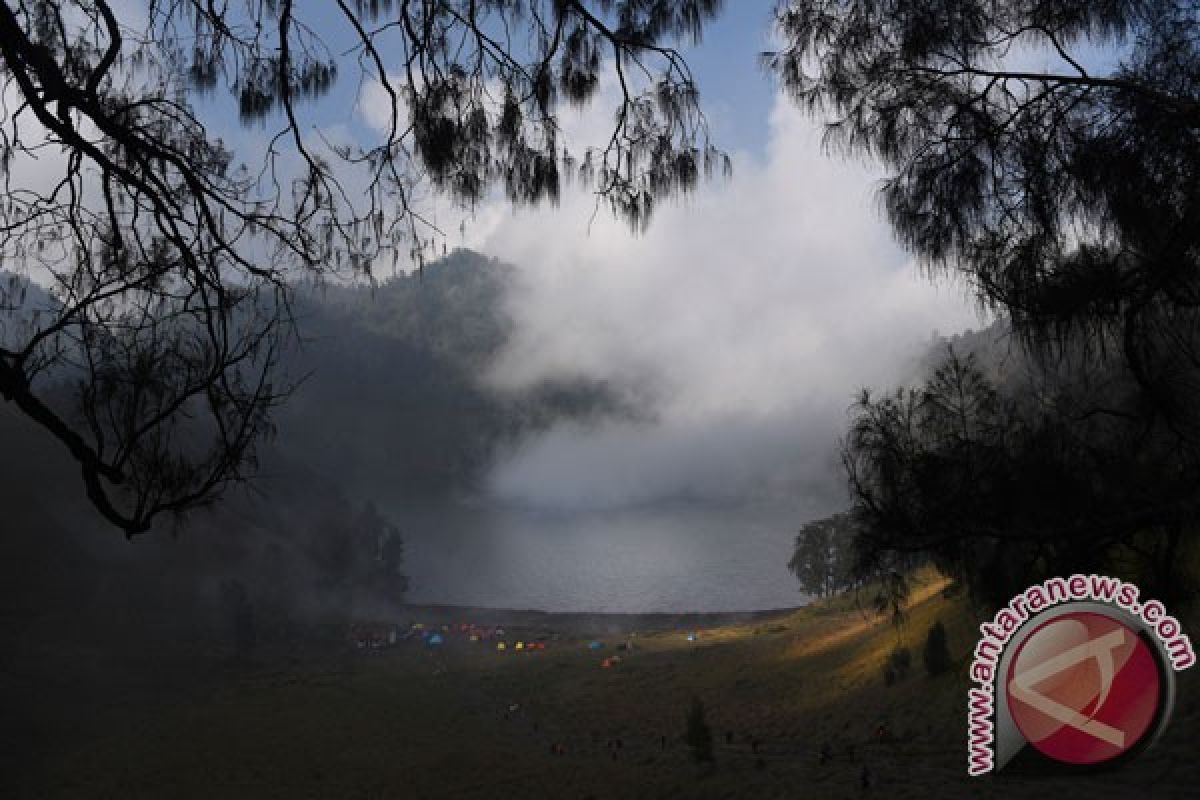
[
  {"xmin": 428, "ymin": 633, "xmax": 445, "ymax": 646},
  {"xmin": 588, "ymin": 641, "xmax": 603, "ymax": 650}
]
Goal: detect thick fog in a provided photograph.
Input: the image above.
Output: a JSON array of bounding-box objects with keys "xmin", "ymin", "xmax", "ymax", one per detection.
[{"xmin": 448, "ymin": 92, "xmax": 984, "ymax": 511}]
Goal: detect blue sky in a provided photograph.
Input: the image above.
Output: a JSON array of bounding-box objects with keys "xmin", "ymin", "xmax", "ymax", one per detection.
[
  {"xmin": 200, "ymin": 2, "xmax": 784, "ymax": 166},
  {"xmin": 677, "ymin": 1, "xmax": 780, "ymax": 157},
  {"xmin": 200, "ymin": 0, "xmax": 1123, "ymax": 174}
]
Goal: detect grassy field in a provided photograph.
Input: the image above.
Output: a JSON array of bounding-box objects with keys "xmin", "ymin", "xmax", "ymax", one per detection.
[{"xmin": 8, "ymin": 569, "xmax": 1199, "ymax": 799}]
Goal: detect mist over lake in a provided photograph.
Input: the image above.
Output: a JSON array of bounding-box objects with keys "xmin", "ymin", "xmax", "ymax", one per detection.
[{"xmin": 392, "ymin": 500, "xmax": 816, "ymax": 612}]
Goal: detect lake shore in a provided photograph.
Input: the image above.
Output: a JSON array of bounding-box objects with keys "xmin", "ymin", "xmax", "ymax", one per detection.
[{"xmin": 395, "ymin": 602, "xmax": 803, "ymax": 636}]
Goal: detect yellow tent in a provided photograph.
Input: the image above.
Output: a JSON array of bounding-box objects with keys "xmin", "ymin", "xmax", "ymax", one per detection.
[
  {"xmin": 497, "ymin": 642, "xmax": 507, "ymax": 651},
  {"xmin": 515, "ymin": 641, "xmax": 525, "ymax": 651}
]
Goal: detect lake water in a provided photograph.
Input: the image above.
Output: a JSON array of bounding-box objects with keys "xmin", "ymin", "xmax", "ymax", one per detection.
[{"xmin": 387, "ymin": 499, "xmax": 817, "ymax": 613}]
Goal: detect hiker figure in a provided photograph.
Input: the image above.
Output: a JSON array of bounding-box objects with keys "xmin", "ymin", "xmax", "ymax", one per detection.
[
  {"xmin": 875, "ymin": 723, "xmax": 889, "ymax": 744},
  {"xmin": 818, "ymin": 741, "xmax": 832, "ymax": 766},
  {"xmin": 660, "ymin": 734, "xmax": 667, "ymax": 751},
  {"xmin": 860, "ymin": 765, "xmax": 872, "ymax": 792}
]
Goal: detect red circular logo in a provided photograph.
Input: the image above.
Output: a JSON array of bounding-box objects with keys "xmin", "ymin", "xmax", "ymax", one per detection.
[{"xmin": 1006, "ymin": 612, "xmax": 1161, "ymax": 765}]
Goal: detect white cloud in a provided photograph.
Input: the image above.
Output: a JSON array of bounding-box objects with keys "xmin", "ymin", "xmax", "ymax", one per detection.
[{"xmin": 462, "ymin": 90, "xmax": 985, "ymax": 510}]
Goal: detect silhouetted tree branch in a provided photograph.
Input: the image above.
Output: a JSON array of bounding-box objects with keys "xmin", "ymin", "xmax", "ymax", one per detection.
[
  {"xmin": 0, "ymin": 0, "xmax": 728, "ymax": 535},
  {"xmin": 843, "ymin": 346, "xmax": 1200, "ymax": 603},
  {"xmin": 767, "ymin": 0, "xmax": 1200, "ymax": 437}
]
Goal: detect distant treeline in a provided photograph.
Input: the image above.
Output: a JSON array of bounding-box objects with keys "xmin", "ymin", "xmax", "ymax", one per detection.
[
  {"xmin": 279, "ymin": 249, "xmax": 632, "ymax": 500},
  {"xmin": 797, "ymin": 320, "xmax": 1200, "ymax": 610}
]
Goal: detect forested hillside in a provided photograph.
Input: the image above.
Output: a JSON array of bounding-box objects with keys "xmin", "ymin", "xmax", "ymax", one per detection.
[
  {"xmin": 0, "ymin": 250, "xmax": 629, "ymax": 654},
  {"xmin": 278, "ymin": 249, "xmax": 630, "ymax": 499}
]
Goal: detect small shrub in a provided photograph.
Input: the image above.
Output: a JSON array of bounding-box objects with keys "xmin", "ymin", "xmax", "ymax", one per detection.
[
  {"xmin": 881, "ymin": 646, "xmax": 911, "ymax": 686},
  {"xmin": 923, "ymin": 620, "xmax": 952, "ymax": 676},
  {"xmin": 685, "ymin": 696, "xmax": 714, "ymax": 763}
]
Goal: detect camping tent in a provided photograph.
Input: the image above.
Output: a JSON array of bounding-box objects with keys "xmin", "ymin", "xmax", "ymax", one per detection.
[
  {"xmin": 428, "ymin": 633, "xmax": 445, "ymax": 646},
  {"xmin": 588, "ymin": 641, "xmax": 603, "ymax": 650}
]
